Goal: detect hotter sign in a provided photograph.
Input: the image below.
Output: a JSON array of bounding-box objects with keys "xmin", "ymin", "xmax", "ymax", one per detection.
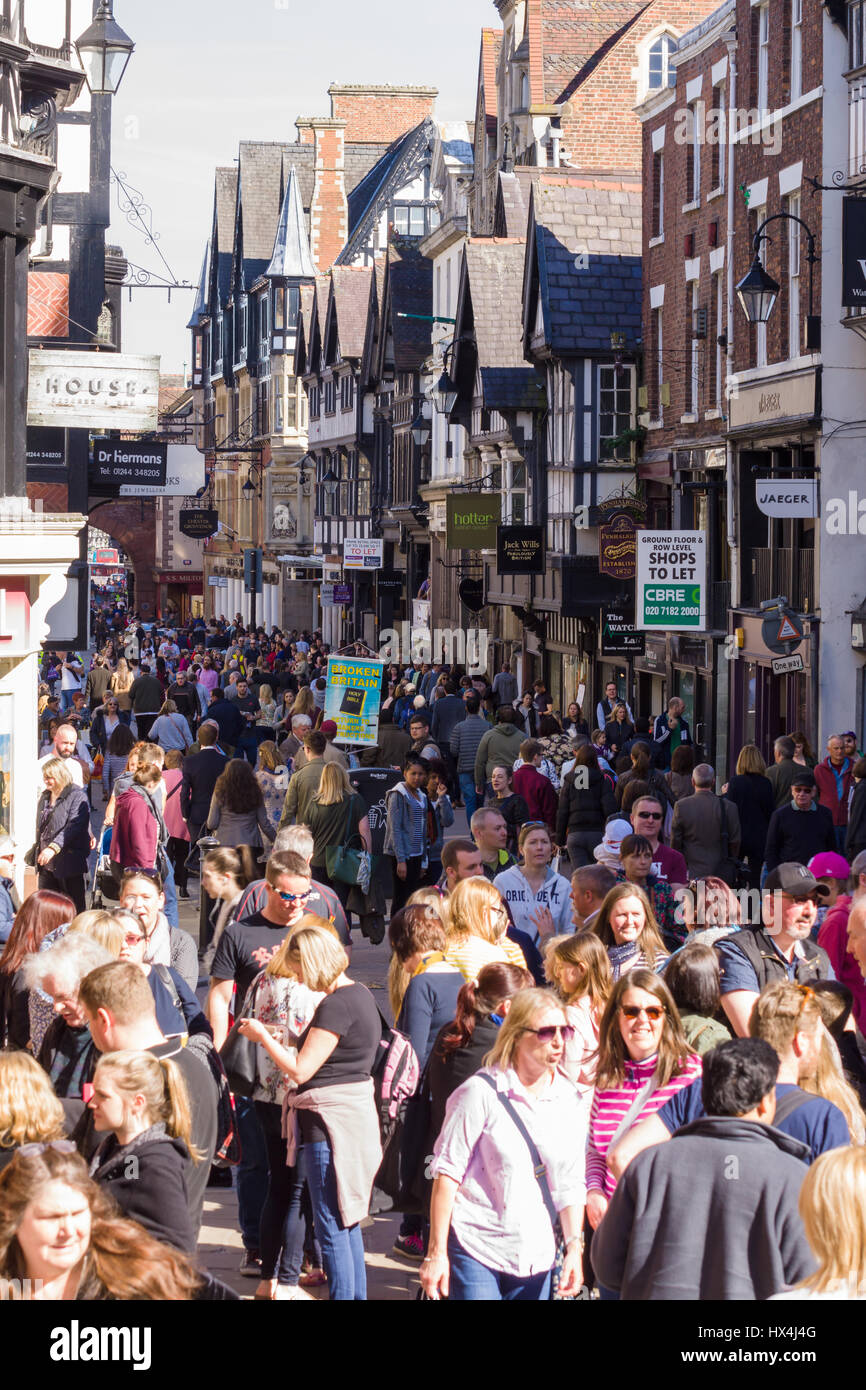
[{"xmin": 636, "ymin": 531, "xmax": 706, "ymax": 630}]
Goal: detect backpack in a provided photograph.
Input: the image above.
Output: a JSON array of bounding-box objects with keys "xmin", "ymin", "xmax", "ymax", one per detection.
[
  {"xmin": 371, "ymin": 1009, "xmax": 420, "ymax": 1139},
  {"xmin": 186, "ymin": 1029, "xmax": 241, "ymax": 1167}
]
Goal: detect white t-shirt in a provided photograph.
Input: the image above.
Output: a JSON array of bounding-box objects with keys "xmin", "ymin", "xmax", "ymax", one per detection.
[{"xmin": 60, "ymin": 661, "xmax": 83, "ymax": 692}]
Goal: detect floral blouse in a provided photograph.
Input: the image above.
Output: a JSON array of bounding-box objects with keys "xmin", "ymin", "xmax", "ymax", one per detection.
[
  {"xmin": 255, "ymin": 766, "xmax": 291, "ymax": 828},
  {"xmin": 250, "ymin": 972, "xmax": 324, "ymax": 1106}
]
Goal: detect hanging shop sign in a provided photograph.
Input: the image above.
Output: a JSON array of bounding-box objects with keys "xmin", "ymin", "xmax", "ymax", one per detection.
[
  {"xmin": 26, "ymin": 426, "xmax": 66, "ymax": 478},
  {"xmin": 179, "ymin": 509, "xmax": 219, "ymax": 539},
  {"xmin": 446, "ymin": 494, "xmax": 501, "ymax": 550},
  {"xmin": 334, "ymin": 583, "xmax": 353, "ymax": 605},
  {"xmin": 496, "ymin": 525, "xmax": 545, "ymax": 575},
  {"xmin": 89, "ymin": 438, "xmax": 167, "ymax": 491},
  {"xmin": 343, "ymin": 538, "xmax": 383, "ymax": 570},
  {"xmin": 324, "ymin": 655, "xmax": 385, "ymax": 747},
  {"xmin": 602, "ymin": 609, "xmax": 645, "ymax": 656},
  {"xmin": 458, "ymin": 578, "xmax": 486, "ymax": 613},
  {"xmin": 27, "ymin": 351, "xmax": 160, "ymax": 431},
  {"xmin": 761, "ymin": 604, "xmax": 804, "ymax": 656},
  {"xmin": 118, "ymin": 444, "xmax": 204, "ymax": 499},
  {"xmin": 842, "ymin": 197, "xmax": 866, "ymax": 308},
  {"xmin": 377, "ymin": 569, "xmax": 404, "ymax": 594},
  {"xmin": 636, "ymin": 531, "xmax": 706, "ymax": 631},
  {"xmin": 599, "ymin": 512, "xmax": 638, "ymax": 580},
  {"xmin": 754, "ymin": 478, "xmax": 818, "ymax": 519}
]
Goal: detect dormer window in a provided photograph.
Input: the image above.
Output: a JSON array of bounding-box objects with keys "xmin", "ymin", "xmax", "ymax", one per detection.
[{"xmin": 647, "ymin": 34, "xmax": 677, "ymax": 90}]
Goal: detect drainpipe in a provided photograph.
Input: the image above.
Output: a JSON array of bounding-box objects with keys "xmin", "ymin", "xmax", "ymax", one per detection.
[{"xmin": 725, "ymin": 34, "xmax": 738, "ymax": 573}]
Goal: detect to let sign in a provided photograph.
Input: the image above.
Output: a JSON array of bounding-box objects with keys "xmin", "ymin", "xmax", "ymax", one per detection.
[
  {"xmin": 636, "ymin": 531, "xmax": 706, "ymax": 630},
  {"xmin": 28, "ymin": 351, "xmax": 160, "ymax": 431},
  {"xmin": 496, "ymin": 525, "xmax": 545, "ymax": 575},
  {"xmin": 343, "ymin": 538, "xmax": 383, "ymax": 570}
]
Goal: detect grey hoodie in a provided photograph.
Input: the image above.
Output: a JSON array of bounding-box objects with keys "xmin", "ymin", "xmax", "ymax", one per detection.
[{"xmin": 592, "ymin": 1115, "xmax": 814, "ymax": 1300}]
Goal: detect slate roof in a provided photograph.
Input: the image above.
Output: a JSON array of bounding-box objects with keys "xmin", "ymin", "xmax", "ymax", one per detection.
[
  {"xmin": 266, "ymin": 164, "xmax": 316, "ymax": 280},
  {"xmin": 187, "ymin": 241, "xmax": 210, "ymax": 329},
  {"xmin": 383, "ymin": 241, "xmax": 433, "ymax": 374},
  {"xmin": 526, "ymin": 175, "xmax": 642, "ymax": 354},
  {"xmin": 329, "ymin": 265, "xmax": 373, "ymax": 361},
  {"xmin": 212, "ymin": 168, "xmax": 237, "ymax": 305},
  {"xmin": 457, "ymin": 239, "xmax": 546, "ymax": 410},
  {"xmin": 495, "ymin": 171, "xmax": 530, "ymax": 238}
]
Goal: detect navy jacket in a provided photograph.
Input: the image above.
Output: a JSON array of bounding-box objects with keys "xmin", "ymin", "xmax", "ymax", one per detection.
[{"xmin": 35, "ymin": 785, "xmax": 91, "ymax": 877}]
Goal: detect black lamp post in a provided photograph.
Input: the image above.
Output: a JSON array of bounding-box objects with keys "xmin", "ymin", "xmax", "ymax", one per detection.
[
  {"xmin": 321, "ymin": 466, "xmax": 339, "ymax": 508},
  {"xmin": 735, "ymin": 213, "xmax": 820, "ymax": 349},
  {"xmin": 74, "ymin": 1, "xmax": 135, "ymax": 97},
  {"xmin": 434, "ymin": 369, "xmax": 458, "ymax": 415},
  {"xmin": 410, "ymin": 412, "xmax": 430, "ymax": 447}
]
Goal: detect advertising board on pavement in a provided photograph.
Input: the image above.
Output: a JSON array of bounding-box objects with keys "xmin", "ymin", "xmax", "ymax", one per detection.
[{"xmin": 324, "ymin": 655, "xmax": 385, "ymax": 746}]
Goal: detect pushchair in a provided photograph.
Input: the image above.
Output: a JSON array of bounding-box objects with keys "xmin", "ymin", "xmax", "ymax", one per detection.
[{"xmin": 90, "ymin": 825, "xmax": 119, "ymax": 908}]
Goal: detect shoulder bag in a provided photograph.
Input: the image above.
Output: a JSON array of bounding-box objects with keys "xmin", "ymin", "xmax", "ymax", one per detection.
[
  {"xmin": 219, "ymin": 970, "xmax": 266, "ymax": 1098},
  {"xmin": 476, "ymin": 1072, "xmax": 558, "ymax": 1230},
  {"xmin": 325, "ymin": 795, "xmax": 372, "ymax": 893}
]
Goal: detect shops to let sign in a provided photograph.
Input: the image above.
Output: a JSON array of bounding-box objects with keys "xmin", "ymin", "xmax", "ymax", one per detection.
[{"xmin": 636, "ymin": 532, "xmax": 706, "ymax": 631}]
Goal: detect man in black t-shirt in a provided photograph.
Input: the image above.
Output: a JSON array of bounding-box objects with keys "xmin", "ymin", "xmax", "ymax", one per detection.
[{"xmin": 207, "ymin": 849, "xmax": 315, "ymax": 1274}]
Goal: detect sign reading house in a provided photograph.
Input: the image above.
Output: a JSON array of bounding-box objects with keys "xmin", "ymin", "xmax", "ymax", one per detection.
[
  {"xmin": 446, "ymin": 494, "xmax": 501, "ymax": 550},
  {"xmin": 27, "ymin": 351, "xmax": 160, "ymax": 431},
  {"xmin": 497, "ymin": 525, "xmax": 545, "ymax": 575},
  {"xmin": 179, "ymin": 509, "xmax": 219, "ymax": 539},
  {"xmin": 90, "ymin": 438, "xmax": 167, "ymax": 491}
]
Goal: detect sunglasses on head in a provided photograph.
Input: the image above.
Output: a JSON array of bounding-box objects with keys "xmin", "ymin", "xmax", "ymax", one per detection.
[
  {"xmin": 620, "ymin": 1004, "xmax": 666, "ymax": 1021},
  {"xmin": 523, "ymin": 1023, "xmax": 575, "ymax": 1042},
  {"xmin": 18, "ymin": 1139, "xmax": 77, "ymax": 1158}
]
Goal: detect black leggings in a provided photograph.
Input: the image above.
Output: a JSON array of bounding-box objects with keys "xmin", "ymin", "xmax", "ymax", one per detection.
[
  {"xmin": 255, "ymin": 1100, "xmax": 318, "ymax": 1283},
  {"xmin": 389, "ymin": 855, "xmax": 427, "ymax": 914},
  {"xmin": 167, "ymin": 836, "xmax": 189, "ymax": 893}
]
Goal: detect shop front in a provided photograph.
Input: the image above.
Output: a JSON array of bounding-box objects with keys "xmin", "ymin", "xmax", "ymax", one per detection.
[
  {"xmin": 728, "ymin": 613, "xmax": 815, "ymax": 764},
  {"xmin": 154, "ymin": 570, "xmax": 203, "ymax": 626}
]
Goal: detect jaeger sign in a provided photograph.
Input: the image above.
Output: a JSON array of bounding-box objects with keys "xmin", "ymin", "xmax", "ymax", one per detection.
[{"xmin": 27, "ymin": 351, "xmax": 160, "ymax": 431}]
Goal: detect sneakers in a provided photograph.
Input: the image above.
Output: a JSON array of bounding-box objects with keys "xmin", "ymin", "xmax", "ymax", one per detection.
[
  {"xmin": 239, "ymin": 1250, "xmax": 262, "ymax": 1277},
  {"xmin": 393, "ymin": 1233, "xmax": 425, "ymax": 1261}
]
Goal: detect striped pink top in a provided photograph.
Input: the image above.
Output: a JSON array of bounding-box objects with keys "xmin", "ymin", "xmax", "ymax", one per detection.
[{"xmin": 587, "ymin": 1051, "xmax": 703, "ymax": 1197}]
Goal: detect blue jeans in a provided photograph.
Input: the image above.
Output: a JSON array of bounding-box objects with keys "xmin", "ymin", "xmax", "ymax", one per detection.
[
  {"xmin": 299, "ymin": 1139, "xmax": 367, "ymax": 1300},
  {"xmin": 447, "ymin": 1232, "xmax": 551, "ymax": 1301},
  {"xmin": 60, "ymin": 689, "xmax": 76, "ymax": 711},
  {"xmin": 234, "ymin": 1094, "xmax": 270, "ymax": 1252},
  {"xmin": 161, "ymin": 855, "xmax": 179, "ymax": 930},
  {"xmin": 459, "ymin": 772, "xmax": 479, "ymax": 824}
]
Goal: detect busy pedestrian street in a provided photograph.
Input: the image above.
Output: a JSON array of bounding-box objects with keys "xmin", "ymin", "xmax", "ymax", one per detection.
[{"xmin": 3, "ymin": 0, "xmax": 866, "ymax": 1360}]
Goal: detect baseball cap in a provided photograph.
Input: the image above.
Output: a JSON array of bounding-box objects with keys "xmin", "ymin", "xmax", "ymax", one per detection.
[
  {"xmin": 320, "ymin": 720, "xmax": 337, "ymax": 737},
  {"xmin": 791, "ymin": 771, "xmax": 816, "ymax": 788},
  {"xmin": 808, "ymin": 852, "xmax": 851, "ymax": 881},
  {"xmin": 764, "ymin": 863, "xmax": 830, "ymax": 898}
]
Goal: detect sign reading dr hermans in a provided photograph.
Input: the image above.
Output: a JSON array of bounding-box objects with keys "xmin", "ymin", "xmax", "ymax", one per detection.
[{"xmin": 27, "ymin": 351, "xmax": 160, "ymax": 432}]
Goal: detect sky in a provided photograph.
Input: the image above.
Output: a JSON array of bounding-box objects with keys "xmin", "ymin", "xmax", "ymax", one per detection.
[{"xmin": 107, "ymin": 0, "xmax": 493, "ymax": 374}]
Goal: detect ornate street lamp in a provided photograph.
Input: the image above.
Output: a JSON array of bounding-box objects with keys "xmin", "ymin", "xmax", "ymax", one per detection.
[
  {"xmin": 735, "ymin": 213, "xmax": 820, "ymax": 348},
  {"xmin": 434, "ymin": 369, "xmax": 458, "ymax": 415},
  {"xmin": 321, "ymin": 466, "xmax": 339, "ymax": 503},
  {"xmin": 411, "ymin": 412, "xmax": 430, "ymax": 447},
  {"xmin": 75, "ymin": 1, "xmax": 135, "ymax": 97}
]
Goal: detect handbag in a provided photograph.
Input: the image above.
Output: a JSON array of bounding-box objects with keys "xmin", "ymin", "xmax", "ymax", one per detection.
[
  {"xmin": 325, "ymin": 797, "xmax": 371, "ymax": 892},
  {"xmin": 714, "ymin": 795, "xmax": 750, "ymax": 889},
  {"xmin": 219, "ymin": 971, "xmax": 265, "ymax": 1098}
]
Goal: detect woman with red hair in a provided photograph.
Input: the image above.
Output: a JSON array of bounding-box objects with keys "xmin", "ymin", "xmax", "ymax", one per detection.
[{"xmin": 0, "ymin": 891, "xmax": 74, "ymax": 1051}]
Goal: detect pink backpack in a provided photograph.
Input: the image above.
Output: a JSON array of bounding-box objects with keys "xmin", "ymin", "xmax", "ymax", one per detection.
[{"xmin": 372, "ymin": 1012, "xmax": 420, "ymax": 1136}]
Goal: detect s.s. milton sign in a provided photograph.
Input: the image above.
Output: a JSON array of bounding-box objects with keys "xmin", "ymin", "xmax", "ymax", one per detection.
[{"xmin": 27, "ymin": 351, "xmax": 160, "ymax": 432}]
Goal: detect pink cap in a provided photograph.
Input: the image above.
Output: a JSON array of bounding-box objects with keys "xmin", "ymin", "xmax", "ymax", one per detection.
[{"xmin": 808, "ymin": 852, "xmax": 851, "ymax": 880}]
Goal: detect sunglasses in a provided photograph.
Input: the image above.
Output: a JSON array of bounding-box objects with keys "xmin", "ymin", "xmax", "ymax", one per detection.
[
  {"xmin": 276, "ymin": 889, "xmax": 311, "ymax": 904},
  {"xmin": 620, "ymin": 1004, "xmax": 666, "ymax": 1021},
  {"xmin": 635, "ymin": 811, "xmax": 662, "ymax": 821},
  {"xmin": 123, "ymin": 933, "xmax": 145, "ymax": 947},
  {"xmin": 523, "ymin": 1024, "xmax": 575, "ymax": 1042},
  {"xmin": 18, "ymin": 1140, "xmax": 77, "ymax": 1158}
]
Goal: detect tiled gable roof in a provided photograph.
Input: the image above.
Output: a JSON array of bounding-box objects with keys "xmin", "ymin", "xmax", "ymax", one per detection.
[
  {"xmin": 528, "ymin": 174, "xmax": 642, "ymax": 353},
  {"xmin": 537, "ymin": 0, "xmax": 653, "ymax": 104},
  {"xmin": 330, "ymin": 265, "xmax": 374, "ymax": 361},
  {"xmin": 482, "ymin": 28, "xmax": 502, "ymax": 131},
  {"xmin": 460, "ymin": 239, "xmax": 545, "ymax": 409}
]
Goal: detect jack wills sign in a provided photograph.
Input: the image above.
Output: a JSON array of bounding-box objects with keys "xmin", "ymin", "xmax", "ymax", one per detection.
[{"xmin": 496, "ymin": 525, "xmax": 545, "ymax": 575}]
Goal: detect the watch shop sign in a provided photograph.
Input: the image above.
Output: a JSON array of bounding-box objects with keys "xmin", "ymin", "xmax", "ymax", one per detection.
[{"xmin": 27, "ymin": 351, "xmax": 160, "ymax": 431}]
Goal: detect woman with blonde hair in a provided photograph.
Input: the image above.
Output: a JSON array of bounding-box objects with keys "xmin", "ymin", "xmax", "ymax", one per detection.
[
  {"xmin": 238, "ymin": 925, "xmax": 381, "ymax": 1301},
  {"xmin": 545, "ymin": 930, "xmax": 613, "ymax": 1094},
  {"xmin": 422, "ymin": 986, "xmax": 586, "ymax": 1301},
  {"xmin": 149, "ymin": 698, "xmax": 193, "ymax": 755},
  {"xmin": 722, "ymin": 742, "xmax": 774, "ymax": 888},
  {"xmin": 444, "ymin": 876, "xmax": 528, "ymax": 981},
  {"xmin": 88, "ymin": 1048, "xmax": 202, "ymax": 1252},
  {"xmin": 800, "ymin": 1021, "xmax": 866, "ymax": 1146},
  {"xmin": 772, "ymin": 1147, "xmax": 866, "ymax": 1300},
  {"xmin": 109, "ymin": 657, "xmax": 134, "ymax": 725},
  {"xmin": 306, "ymin": 761, "xmax": 370, "ymax": 908},
  {"xmin": 257, "ymin": 683, "xmax": 278, "ymax": 727},
  {"xmin": 255, "ymin": 739, "xmax": 291, "ymax": 828},
  {"xmin": 592, "ymin": 882, "xmax": 669, "ymax": 979},
  {"xmin": 240, "ymin": 922, "xmax": 334, "ymax": 1299},
  {"xmin": 0, "ymin": 1052, "xmax": 66, "ymax": 1171},
  {"xmin": 289, "ymin": 686, "xmax": 316, "ymax": 724},
  {"xmin": 65, "ymin": 908, "xmax": 124, "ymax": 957}
]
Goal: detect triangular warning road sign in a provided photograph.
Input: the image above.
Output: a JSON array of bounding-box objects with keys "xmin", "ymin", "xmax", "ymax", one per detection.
[{"xmin": 777, "ymin": 614, "xmax": 800, "ymax": 642}]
